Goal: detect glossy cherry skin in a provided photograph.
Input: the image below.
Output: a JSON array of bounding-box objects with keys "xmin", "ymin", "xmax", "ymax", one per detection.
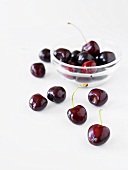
[
  {"xmin": 76, "ymin": 51, "xmax": 94, "ymax": 66},
  {"xmin": 95, "ymin": 51, "xmax": 116, "ymax": 66},
  {"xmin": 88, "ymin": 124, "xmax": 110, "ymax": 146},
  {"xmin": 47, "ymin": 86, "xmax": 66, "ymax": 103},
  {"xmin": 88, "ymin": 89, "xmax": 108, "ymax": 106},
  {"xmin": 70, "ymin": 50, "xmax": 80, "ymax": 63},
  {"xmin": 67, "ymin": 105, "xmax": 87, "ymax": 125},
  {"xmin": 81, "ymin": 60, "xmax": 97, "ymax": 74},
  {"xmin": 82, "ymin": 41, "xmax": 100, "ymax": 57},
  {"xmin": 54, "ymin": 48, "xmax": 71, "ymax": 63},
  {"xmin": 29, "ymin": 94, "xmax": 48, "ymax": 111},
  {"xmin": 30, "ymin": 63, "xmax": 45, "ymax": 78},
  {"xmin": 39, "ymin": 48, "xmax": 50, "ymax": 62}
]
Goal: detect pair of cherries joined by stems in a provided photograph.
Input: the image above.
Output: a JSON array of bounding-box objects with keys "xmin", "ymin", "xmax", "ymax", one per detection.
[{"xmin": 67, "ymin": 84, "xmax": 110, "ymax": 146}]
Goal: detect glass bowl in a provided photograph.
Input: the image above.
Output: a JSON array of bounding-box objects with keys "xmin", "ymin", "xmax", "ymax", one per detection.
[{"xmin": 51, "ymin": 36, "xmax": 121, "ymax": 87}]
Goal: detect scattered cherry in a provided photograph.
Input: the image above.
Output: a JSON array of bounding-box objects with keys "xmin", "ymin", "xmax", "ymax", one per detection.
[
  {"xmin": 29, "ymin": 94, "xmax": 48, "ymax": 111},
  {"xmin": 88, "ymin": 110, "xmax": 110, "ymax": 146},
  {"xmin": 47, "ymin": 86, "xmax": 66, "ymax": 103},
  {"xmin": 81, "ymin": 60, "xmax": 97, "ymax": 73},
  {"xmin": 82, "ymin": 41, "xmax": 100, "ymax": 57},
  {"xmin": 39, "ymin": 48, "xmax": 51, "ymax": 62},
  {"xmin": 67, "ymin": 84, "xmax": 88, "ymax": 125},
  {"xmin": 88, "ymin": 124, "xmax": 110, "ymax": 146},
  {"xmin": 88, "ymin": 88, "xmax": 108, "ymax": 106},
  {"xmin": 95, "ymin": 51, "xmax": 116, "ymax": 66},
  {"xmin": 67, "ymin": 105, "xmax": 87, "ymax": 125},
  {"xmin": 54, "ymin": 48, "xmax": 71, "ymax": 63},
  {"xmin": 30, "ymin": 63, "xmax": 45, "ymax": 78}
]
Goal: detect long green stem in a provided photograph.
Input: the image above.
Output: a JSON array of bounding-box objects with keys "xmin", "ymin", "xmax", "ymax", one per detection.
[
  {"xmin": 67, "ymin": 22, "xmax": 87, "ymax": 43},
  {"xmin": 99, "ymin": 109, "xmax": 103, "ymax": 125},
  {"xmin": 72, "ymin": 84, "xmax": 88, "ymax": 108}
]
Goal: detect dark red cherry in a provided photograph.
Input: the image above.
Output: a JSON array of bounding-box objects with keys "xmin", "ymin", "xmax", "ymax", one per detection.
[
  {"xmin": 88, "ymin": 89, "xmax": 108, "ymax": 106},
  {"xmin": 67, "ymin": 105, "xmax": 87, "ymax": 125},
  {"xmin": 95, "ymin": 51, "xmax": 116, "ymax": 66},
  {"xmin": 81, "ymin": 60, "xmax": 97, "ymax": 74},
  {"xmin": 47, "ymin": 86, "xmax": 66, "ymax": 103},
  {"xmin": 88, "ymin": 124, "xmax": 110, "ymax": 146},
  {"xmin": 82, "ymin": 41, "xmax": 100, "ymax": 57},
  {"xmin": 70, "ymin": 50, "xmax": 80, "ymax": 63},
  {"xmin": 54, "ymin": 48, "xmax": 71, "ymax": 63},
  {"xmin": 39, "ymin": 48, "xmax": 50, "ymax": 62},
  {"xmin": 76, "ymin": 51, "xmax": 94, "ymax": 65},
  {"xmin": 30, "ymin": 63, "xmax": 45, "ymax": 78},
  {"xmin": 29, "ymin": 94, "xmax": 48, "ymax": 111}
]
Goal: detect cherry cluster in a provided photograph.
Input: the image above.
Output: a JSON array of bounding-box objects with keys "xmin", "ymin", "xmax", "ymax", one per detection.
[
  {"xmin": 29, "ymin": 48, "xmax": 110, "ymax": 146},
  {"xmin": 54, "ymin": 43, "xmax": 116, "ymax": 71},
  {"xmin": 53, "ymin": 23, "xmax": 116, "ymax": 75}
]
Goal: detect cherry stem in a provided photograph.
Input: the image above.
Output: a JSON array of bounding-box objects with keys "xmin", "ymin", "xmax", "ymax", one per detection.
[
  {"xmin": 67, "ymin": 22, "xmax": 87, "ymax": 43},
  {"xmin": 72, "ymin": 84, "xmax": 88, "ymax": 108},
  {"xmin": 99, "ymin": 109, "xmax": 103, "ymax": 125}
]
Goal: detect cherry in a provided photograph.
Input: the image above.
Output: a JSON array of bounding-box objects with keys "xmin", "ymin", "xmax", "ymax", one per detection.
[
  {"xmin": 67, "ymin": 84, "xmax": 88, "ymax": 125},
  {"xmin": 82, "ymin": 41, "xmax": 100, "ymax": 57},
  {"xmin": 68, "ymin": 22, "xmax": 94, "ymax": 66},
  {"xmin": 88, "ymin": 124, "xmax": 110, "ymax": 146},
  {"xmin": 88, "ymin": 110, "xmax": 110, "ymax": 146},
  {"xmin": 39, "ymin": 48, "xmax": 50, "ymax": 62},
  {"xmin": 54, "ymin": 48, "xmax": 71, "ymax": 63},
  {"xmin": 81, "ymin": 60, "xmax": 97, "ymax": 74},
  {"xmin": 29, "ymin": 94, "xmax": 48, "ymax": 111},
  {"xmin": 47, "ymin": 86, "xmax": 66, "ymax": 103},
  {"xmin": 30, "ymin": 63, "xmax": 45, "ymax": 78},
  {"xmin": 70, "ymin": 50, "xmax": 80, "ymax": 63},
  {"xmin": 77, "ymin": 51, "xmax": 95, "ymax": 65},
  {"xmin": 67, "ymin": 23, "xmax": 100, "ymax": 58},
  {"xmin": 67, "ymin": 105, "xmax": 87, "ymax": 125},
  {"xmin": 88, "ymin": 88, "xmax": 108, "ymax": 106},
  {"xmin": 95, "ymin": 51, "xmax": 116, "ymax": 66}
]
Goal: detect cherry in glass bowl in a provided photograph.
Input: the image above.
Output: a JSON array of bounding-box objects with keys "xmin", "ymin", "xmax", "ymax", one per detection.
[{"xmin": 52, "ymin": 36, "xmax": 121, "ymax": 87}]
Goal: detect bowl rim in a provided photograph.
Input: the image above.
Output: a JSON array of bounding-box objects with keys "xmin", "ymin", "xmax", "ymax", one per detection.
[{"xmin": 51, "ymin": 36, "xmax": 121, "ymax": 69}]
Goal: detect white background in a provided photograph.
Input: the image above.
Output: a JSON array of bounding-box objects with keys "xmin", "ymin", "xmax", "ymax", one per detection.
[{"xmin": 0, "ymin": 0, "xmax": 128, "ymax": 169}]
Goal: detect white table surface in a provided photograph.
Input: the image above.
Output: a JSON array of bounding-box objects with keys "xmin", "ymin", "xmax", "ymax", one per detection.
[{"xmin": 0, "ymin": 0, "xmax": 128, "ymax": 169}]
